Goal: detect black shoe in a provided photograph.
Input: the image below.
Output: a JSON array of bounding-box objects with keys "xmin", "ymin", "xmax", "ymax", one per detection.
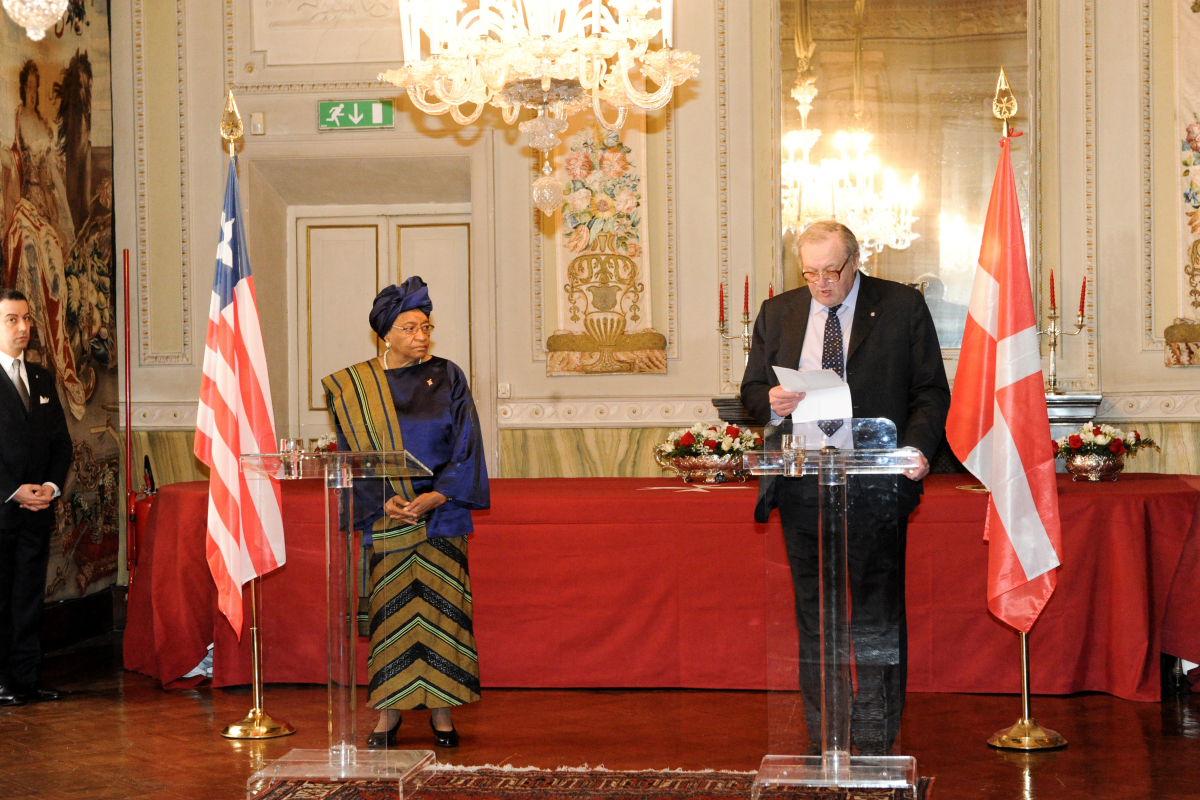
[
  {"xmin": 366, "ymin": 714, "xmax": 402, "ymax": 749},
  {"xmin": 13, "ymin": 683, "xmax": 62, "ymax": 702},
  {"xmin": 430, "ymin": 719, "xmax": 459, "ymax": 748},
  {"xmin": 0, "ymin": 684, "xmax": 26, "ymax": 706}
]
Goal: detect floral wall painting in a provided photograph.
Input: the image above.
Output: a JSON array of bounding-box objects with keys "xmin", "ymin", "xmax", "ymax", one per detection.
[
  {"xmin": 544, "ymin": 119, "xmax": 667, "ymax": 376},
  {"xmin": 1174, "ymin": 1, "xmax": 1200, "ymax": 365},
  {"xmin": 1, "ymin": 1, "xmax": 119, "ymax": 599}
]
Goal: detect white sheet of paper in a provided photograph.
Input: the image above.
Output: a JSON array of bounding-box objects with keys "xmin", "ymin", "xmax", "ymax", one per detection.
[{"xmin": 772, "ymin": 366, "xmax": 854, "ymax": 424}]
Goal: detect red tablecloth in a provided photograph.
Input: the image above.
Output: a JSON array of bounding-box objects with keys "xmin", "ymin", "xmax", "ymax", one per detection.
[{"xmin": 123, "ymin": 474, "xmax": 1200, "ymax": 701}]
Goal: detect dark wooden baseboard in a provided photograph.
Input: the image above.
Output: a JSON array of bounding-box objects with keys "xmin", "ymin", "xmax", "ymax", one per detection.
[{"xmin": 41, "ymin": 586, "xmax": 120, "ymax": 653}]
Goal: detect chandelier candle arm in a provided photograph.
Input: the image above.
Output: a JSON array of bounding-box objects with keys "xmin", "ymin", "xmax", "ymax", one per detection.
[{"xmin": 384, "ymin": 1, "xmax": 696, "ymax": 213}]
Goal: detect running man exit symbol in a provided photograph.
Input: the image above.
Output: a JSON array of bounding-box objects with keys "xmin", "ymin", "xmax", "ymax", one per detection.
[{"xmin": 318, "ymin": 99, "xmax": 395, "ymax": 131}]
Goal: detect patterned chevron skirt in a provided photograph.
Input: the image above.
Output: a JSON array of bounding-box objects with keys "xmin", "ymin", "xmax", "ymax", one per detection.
[{"xmin": 366, "ymin": 535, "xmax": 481, "ymax": 710}]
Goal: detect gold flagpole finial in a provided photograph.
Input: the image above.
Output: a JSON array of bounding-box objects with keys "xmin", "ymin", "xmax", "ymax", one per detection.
[
  {"xmin": 221, "ymin": 88, "xmax": 243, "ymax": 158},
  {"xmin": 992, "ymin": 67, "xmax": 1017, "ymax": 137}
]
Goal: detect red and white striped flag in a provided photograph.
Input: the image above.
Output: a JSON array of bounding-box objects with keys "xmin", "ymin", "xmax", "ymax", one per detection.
[
  {"xmin": 946, "ymin": 135, "xmax": 1063, "ymax": 633},
  {"xmin": 194, "ymin": 157, "xmax": 286, "ymax": 638}
]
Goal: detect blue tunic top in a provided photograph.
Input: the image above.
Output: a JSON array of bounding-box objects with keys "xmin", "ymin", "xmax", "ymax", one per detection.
[{"xmin": 334, "ymin": 356, "xmax": 490, "ymax": 542}]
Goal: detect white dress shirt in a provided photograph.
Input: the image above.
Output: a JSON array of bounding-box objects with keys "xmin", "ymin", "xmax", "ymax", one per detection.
[
  {"xmin": 0, "ymin": 350, "xmax": 61, "ymax": 503},
  {"xmin": 773, "ymin": 273, "xmax": 861, "ymax": 449}
]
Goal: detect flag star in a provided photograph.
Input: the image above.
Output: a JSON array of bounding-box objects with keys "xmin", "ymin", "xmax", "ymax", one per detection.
[{"xmin": 217, "ymin": 214, "xmax": 235, "ymax": 267}]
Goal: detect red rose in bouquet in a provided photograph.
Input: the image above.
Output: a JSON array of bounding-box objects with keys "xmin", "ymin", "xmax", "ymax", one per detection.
[
  {"xmin": 1130, "ymin": 430, "xmax": 1140, "ymax": 443},
  {"xmin": 754, "ymin": 437, "xmax": 763, "ymax": 447},
  {"xmin": 1068, "ymin": 435, "xmax": 1083, "ymax": 449},
  {"xmin": 725, "ymin": 425, "xmax": 740, "ymax": 438},
  {"xmin": 1093, "ymin": 426, "xmax": 1103, "ymax": 436},
  {"xmin": 678, "ymin": 431, "xmax": 695, "ymax": 447},
  {"xmin": 1109, "ymin": 439, "xmax": 1126, "ymax": 455},
  {"xmin": 1050, "ymin": 439, "xmax": 1060, "ymax": 458},
  {"xmin": 704, "ymin": 439, "xmax": 718, "ymax": 450}
]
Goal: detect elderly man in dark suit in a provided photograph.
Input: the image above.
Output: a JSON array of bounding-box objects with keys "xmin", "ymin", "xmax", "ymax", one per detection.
[
  {"xmin": 0, "ymin": 288, "xmax": 73, "ymax": 706},
  {"xmin": 741, "ymin": 221, "xmax": 950, "ymax": 754}
]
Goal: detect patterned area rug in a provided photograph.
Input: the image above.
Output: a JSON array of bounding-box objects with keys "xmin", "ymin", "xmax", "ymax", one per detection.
[{"xmin": 251, "ymin": 766, "xmax": 933, "ymax": 800}]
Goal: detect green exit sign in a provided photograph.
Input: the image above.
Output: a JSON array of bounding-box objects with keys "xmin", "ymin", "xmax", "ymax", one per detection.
[{"xmin": 318, "ymin": 99, "xmax": 394, "ymax": 130}]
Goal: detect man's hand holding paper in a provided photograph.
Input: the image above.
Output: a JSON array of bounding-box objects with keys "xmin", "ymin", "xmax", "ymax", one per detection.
[{"xmin": 772, "ymin": 366, "xmax": 854, "ymax": 423}]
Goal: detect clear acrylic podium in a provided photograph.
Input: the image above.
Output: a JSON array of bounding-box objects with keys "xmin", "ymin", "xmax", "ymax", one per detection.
[
  {"xmin": 239, "ymin": 451, "xmax": 438, "ymax": 798},
  {"xmin": 743, "ymin": 419, "xmax": 921, "ymax": 797}
]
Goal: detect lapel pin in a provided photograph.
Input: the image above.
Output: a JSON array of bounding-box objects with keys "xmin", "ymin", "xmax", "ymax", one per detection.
[
  {"xmin": 427, "ymin": 379, "xmax": 433, "ymax": 386},
  {"xmin": 870, "ymin": 311, "xmax": 876, "ymax": 317}
]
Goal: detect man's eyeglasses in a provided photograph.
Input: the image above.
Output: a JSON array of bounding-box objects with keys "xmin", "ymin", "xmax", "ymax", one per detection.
[
  {"xmin": 801, "ymin": 254, "xmax": 855, "ymax": 284},
  {"xmin": 392, "ymin": 324, "xmax": 435, "ymax": 337}
]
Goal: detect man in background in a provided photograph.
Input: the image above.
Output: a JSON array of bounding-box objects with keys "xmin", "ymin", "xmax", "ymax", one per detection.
[
  {"xmin": 741, "ymin": 221, "xmax": 950, "ymax": 753},
  {"xmin": 0, "ymin": 287, "xmax": 72, "ymax": 706}
]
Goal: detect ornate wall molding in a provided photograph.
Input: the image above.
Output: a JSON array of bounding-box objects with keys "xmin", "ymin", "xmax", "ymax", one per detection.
[
  {"xmin": 1141, "ymin": 0, "xmax": 1163, "ymax": 351},
  {"xmin": 1097, "ymin": 393, "xmax": 1200, "ymax": 421},
  {"xmin": 1080, "ymin": 0, "xmax": 1098, "ymax": 390},
  {"xmin": 124, "ymin": 402, "xmax": 200, "ymax": 429},
  {"xmin": 224, "ymin": 0, "xmax": 391, "ymax": 94},
  {"xmin": 716, "ymin": 0, "xmax": 734, "ymax": 394},
  {"xmin": 799, "ymin": 0, "xmax": 1028, "ymax": 40},
  {"xmin": 133, "ymin": 0, "xmax": 193, "ymax": 365},
  {"xmin": 498, "ymin": 398, "xmax": 719, "ymax": 428}
]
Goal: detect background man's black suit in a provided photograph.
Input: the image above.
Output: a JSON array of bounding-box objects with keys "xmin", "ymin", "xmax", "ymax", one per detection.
[
  {"xmin": 0, "ymin": 358, "xmax": 73, "ymax": 692},
  {"xmin": 741, "ymin": 273, "xmax": 950, "ymax": 752}
]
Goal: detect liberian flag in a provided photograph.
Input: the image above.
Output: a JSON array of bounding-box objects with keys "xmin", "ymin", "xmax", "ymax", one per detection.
[
  {"xmin": 946, "ymin": 135, "xmax": 1063, "ymax": 633},
  {"xmin": 194, "ymin": 157, "xmax": 286, "ymax": 638}
]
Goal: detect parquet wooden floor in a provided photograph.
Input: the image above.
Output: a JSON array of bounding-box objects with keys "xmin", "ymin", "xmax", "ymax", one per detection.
[{"xmin": 0, "ymin": 634, "xmax": 1196, "ymax": 800}]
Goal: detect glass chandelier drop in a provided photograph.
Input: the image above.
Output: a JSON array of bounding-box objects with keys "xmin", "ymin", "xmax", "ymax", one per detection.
[
  {"xmin": 2, "ymin": 0, "xmax": 69, "ymax": 40},
  {"xmin": 781, "ymin": 0, "xmax": 919, "ymax": 262},
  {"xmin": 380, "ymin": 1, "xmax": 699, "ymax": 214}
]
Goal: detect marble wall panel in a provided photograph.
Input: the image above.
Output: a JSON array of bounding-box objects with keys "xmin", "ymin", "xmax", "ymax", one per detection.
[
  {"xmin": 498, "ymin": 428, "xmax": 674, "ymax": 479},
  {"xmin": 1113, "ymin": 422, "xmax": 1200, "ymax": 475},
  {"xmin": 133, "ymin": 431, "xmax": 207, "ymax": 488}
]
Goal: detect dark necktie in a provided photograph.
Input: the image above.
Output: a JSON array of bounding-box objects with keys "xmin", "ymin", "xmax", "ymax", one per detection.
[
  {"xmin": 819, "ymin": 304, "xmax": 844, "ymax": 436},
  {"xmin": 9, "ymin": 359, "xmax": 29, "ymax": 413}
]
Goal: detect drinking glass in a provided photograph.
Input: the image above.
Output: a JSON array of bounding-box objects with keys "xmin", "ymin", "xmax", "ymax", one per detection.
[{"xmin": 280, "ymin": 437, "xmax": 304, "ymax": 479}]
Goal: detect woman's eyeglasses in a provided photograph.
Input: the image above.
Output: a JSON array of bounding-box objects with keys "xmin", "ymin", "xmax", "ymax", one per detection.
[{"xmin": 392, "ymin": 324, "xmax": 435, "ymax": 337}]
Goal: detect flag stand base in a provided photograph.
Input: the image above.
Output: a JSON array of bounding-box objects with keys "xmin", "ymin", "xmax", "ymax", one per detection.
[
  {"xmin": 987, "ymin": 717, "xmax": 1066, "ymax": 750},
  {"xmin": 987, "ymin": 632, "xmax": 1066, "ymax": 750},
  {"xmin": 222, "ymin": 709, "xmax": 296, "ymax": 740},
  {"xmin": 220, "ymin": 578, "xmax": 294, "ymax": 740}
]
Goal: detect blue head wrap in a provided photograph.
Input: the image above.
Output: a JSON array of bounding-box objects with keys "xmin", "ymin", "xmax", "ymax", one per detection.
[{"xmin": 369, "ymin": 276, "xmax": 433, "ymax": 338}]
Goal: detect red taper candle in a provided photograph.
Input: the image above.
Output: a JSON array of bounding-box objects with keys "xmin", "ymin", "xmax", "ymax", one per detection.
[
  {"xmin": 1049, "ymin": 269, "xmax": 1056, "ymax": 309},
  {"xmin": 719, "ymin": 282, "xmax": 725, "ymax": 324},
  {"xmin": 1079, "ymin": 276, "xmax": 1086, "ymax": 318},
  {"xmin": 743, "ymin": 276, "xmax": 749, "ymax": 316},
  {"xmin": 768, "ymin": 281, "xmax": 774, "ymax": 299}
]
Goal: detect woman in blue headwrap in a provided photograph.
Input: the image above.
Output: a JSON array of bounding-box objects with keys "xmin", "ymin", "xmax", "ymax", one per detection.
[{"xmin": 321, "ymin": 276, "xmax": 489, "ymax": 750}]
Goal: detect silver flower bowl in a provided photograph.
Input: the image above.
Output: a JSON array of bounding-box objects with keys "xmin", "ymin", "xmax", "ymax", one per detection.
[
  {"xmin": 654, "ymin": 451, "xmax": 747, "ymax": 484},
  {"xmin": 1065, "ymin": 452, "xmax": 1125, "ymax": 482}
]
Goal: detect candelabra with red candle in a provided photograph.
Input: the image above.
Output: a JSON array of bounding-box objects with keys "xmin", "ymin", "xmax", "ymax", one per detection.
[
  {"xmin": 717, "ymin": 277, "xmax": 754, "ymax": 367},
  {"xmin": 1036, "ymin": 268, "xmax": 1086, "ymax": 395}
]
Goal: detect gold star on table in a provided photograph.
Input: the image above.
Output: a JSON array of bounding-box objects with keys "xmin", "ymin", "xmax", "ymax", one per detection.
[{"xmin": 637, "ymin": 485, "xmax": 756, "ymax": 494}]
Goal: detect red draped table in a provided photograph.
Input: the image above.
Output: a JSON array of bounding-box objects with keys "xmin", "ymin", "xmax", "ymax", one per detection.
[{"xmin": 123, "ymin": 474, "xmax": 1200, "ymax": 702}]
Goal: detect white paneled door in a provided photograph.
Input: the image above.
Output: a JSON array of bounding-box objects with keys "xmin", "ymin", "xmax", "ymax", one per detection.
[{"xmin": 296, "ymin": 214, "xmax": 471, "ymax": 440}]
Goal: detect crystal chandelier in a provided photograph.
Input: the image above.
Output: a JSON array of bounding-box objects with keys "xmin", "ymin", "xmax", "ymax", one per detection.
[
  {"xmin": 380, "ymin": 1, "xmax": 699, "ymax": 214},
  {"xmin": 2, "ymin": 0, "xmax": 69, "ymax": 41},
  {"xmin": 781, "ymin": 0, "xmax": 919, "ymax": 262}
]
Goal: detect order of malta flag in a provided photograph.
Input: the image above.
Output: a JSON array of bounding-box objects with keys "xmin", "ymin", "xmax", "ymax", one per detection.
[
  {"xmin": 946, "ymin": 134, "xmax": 1063, "ymax": 634},
  {"xmin": 194, "ymin": 157, "xmax": 286, "ymax": 638}
]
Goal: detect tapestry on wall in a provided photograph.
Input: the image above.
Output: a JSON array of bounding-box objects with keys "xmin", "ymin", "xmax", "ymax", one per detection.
[
  {"xmin": 543, "ymin": 114, "xmax": 667, "ymax": 376},
  {"xmin": 1174, "ymin": 0, "xmax": 1200, "ymax": 365},
  {"xmin": 0, "ymin": 2, "xmax": 119, "ymax": 600}
]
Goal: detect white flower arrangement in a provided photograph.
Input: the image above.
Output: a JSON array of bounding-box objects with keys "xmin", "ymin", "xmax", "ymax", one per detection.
[{"xmin": 659, "ymin": 422, "xmax": 762, "ymax": 458}]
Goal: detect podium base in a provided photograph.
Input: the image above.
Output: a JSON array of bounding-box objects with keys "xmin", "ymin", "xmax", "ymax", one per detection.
[
  {"xmin": 987, "ymin": 718, "xmax": 1067, "ymax": 750},
  {"xmin": 246, "ymin": 749, "xmax": 436, "ymax": 799},
  {"xmin": 752, "ymin": 754, "xmax": 917, "ymax": 799}
]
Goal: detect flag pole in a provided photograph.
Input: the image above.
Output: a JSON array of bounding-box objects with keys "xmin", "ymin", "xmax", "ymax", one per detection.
[
  {"xmin": 216, "ymin": 89, "xmax": 294, "ymax": 740},
  {"xmin": 984, "ymin": 69, "xmax": 1065, "ymax": 751}
]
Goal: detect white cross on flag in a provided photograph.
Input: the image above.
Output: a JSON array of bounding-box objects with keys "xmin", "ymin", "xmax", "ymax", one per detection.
[
  {"xmin": 946, "ymin": 134, "xmax": 1063, "ymax": 633},
  {"xmin": 194, "ymin": 157, "xmax": 286, "ymax": 637}
]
